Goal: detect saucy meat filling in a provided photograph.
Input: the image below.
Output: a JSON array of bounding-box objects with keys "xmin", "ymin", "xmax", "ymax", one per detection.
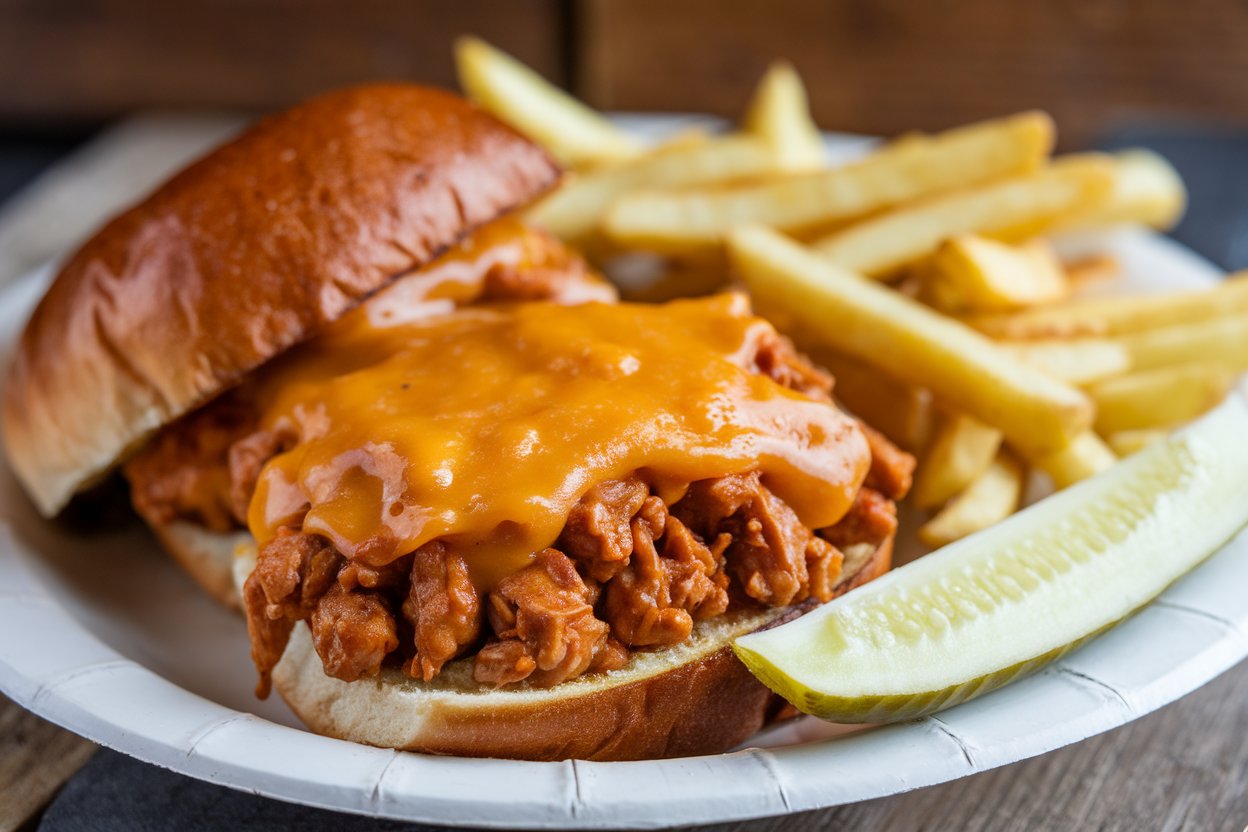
[
  {"xmin": 127, "ymin": 331, "xmax": 911, "ymax": 695},
  {"xmin": 123, "ymin": 223, "xmax": 914, "ymax": 694}
]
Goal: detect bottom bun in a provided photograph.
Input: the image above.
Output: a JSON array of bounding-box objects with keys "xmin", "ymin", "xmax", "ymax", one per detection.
[
  {"xmin": 153, "ymin": 520, "xmax": 250, "ymax": 609},
  {"xmin": 271, "ymin": 536, "xmax": 893, "ymax": 761}
]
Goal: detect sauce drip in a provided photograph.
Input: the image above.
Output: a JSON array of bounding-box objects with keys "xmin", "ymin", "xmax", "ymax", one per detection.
[
  {"xmin": 342, "ymin": 215, "xmax": 613, "ymax": 337},
  {"xmin": 248, "ymin": 293, "xmax": 869, "ymax": 589}
]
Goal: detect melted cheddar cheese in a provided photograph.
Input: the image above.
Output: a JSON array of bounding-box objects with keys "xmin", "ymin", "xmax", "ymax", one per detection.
[
  {"xmin": 344, "ymin": 216, "xmax": 613, "ymax": 333},
  {"xmin": 247, "ymin": 293, "xmax": 868, "ymax": 590}
]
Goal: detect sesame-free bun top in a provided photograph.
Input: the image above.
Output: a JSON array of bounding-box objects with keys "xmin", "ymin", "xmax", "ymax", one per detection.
[{"xmin": 3, "ymin": 84, "xmax": 561, "ymax": 517}]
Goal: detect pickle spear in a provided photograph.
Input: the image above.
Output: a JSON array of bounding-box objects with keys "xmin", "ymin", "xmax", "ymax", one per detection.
[{"xmin": 735, "ymin": 388, "xmax": 1248, "ymax": 722}]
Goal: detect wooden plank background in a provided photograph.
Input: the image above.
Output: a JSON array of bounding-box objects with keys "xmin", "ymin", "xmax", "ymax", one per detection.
[
  {"xmin": 578, "ymin": 0, "xmax": 1248, "ymax": 148},
  {"xmin": 0, "ymin": 697, "xmax": 94, "ymax": 831},
  {"xmin": 3, "ymin": 0, "xmax": 1248, "ymax": 147},
  {"xmin": 0, "ymin": 0, "xmax": 566, "ymax": 123}
]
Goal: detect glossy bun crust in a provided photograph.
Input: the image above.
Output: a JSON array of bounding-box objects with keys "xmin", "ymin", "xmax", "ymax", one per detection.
[
  {"xmin": 270, "ymin": 538, "xmax": 893, "ymax": 761},
  {"xmin": 4, "ymin": 84, "xmax": 560, "ymax": 516}
]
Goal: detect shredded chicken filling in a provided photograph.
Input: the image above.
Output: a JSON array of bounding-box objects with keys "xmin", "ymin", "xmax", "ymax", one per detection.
[
  {"xmin": 122, "ymin": 231, "xmax": 914, "ymax": 693},
  {"xmin": 126, "ymin": 332, "xmax": 912, "ymax": 695}
]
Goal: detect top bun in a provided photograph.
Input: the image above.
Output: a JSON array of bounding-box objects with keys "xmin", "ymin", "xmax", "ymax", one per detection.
[{"xmin": 4, "ymin": 84, "xmax": 560, "ymax": 516}]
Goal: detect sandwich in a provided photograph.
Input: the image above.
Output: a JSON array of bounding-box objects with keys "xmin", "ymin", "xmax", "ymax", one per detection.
[{"xmin": 3, "ymin": 84, "xmax": 913, "ymax": 761}]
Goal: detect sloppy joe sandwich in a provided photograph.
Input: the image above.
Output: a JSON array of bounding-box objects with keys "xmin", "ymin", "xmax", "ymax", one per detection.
[{"xmin": 3, "ymin": 84, "xmax": 913, "ymax": 761}]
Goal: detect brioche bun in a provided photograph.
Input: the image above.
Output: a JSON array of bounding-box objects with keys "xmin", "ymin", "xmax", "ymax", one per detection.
[
  {"xmin": 152, "ymin": 521, "xmax": 250, "ymax": 609},
  {"xmin": 263, "ymin": 538, "xmax": 892, "ymax": 761},
  {"xmin": 4, "ymin": 84, "xmax": 560, "ymax": 517}
]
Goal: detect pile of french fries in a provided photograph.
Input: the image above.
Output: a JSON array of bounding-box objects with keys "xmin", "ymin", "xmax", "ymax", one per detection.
[{"xmin": 456, "ymin": 38, "xmax": 1245, "ymax": 551}]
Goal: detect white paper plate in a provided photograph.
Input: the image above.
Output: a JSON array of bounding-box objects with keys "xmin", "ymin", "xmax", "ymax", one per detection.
[{"xmin": 1, "ymin": 120, "xmax": 1246, "ymax": 828}]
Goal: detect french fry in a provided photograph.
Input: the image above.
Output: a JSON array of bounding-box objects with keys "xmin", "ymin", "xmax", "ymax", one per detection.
[
  {"xmin": 1056, "ymin": 149, "xmax": 1186, "ymax": 232},
  {"xmin": 1024, "ymin": 431, "xmax": 1117, "ymax": 490},
  {"xmin": 911, "ymin": 414, "xmax": 1003, "ymax": 509},
  {"xmin": 810, "ymin": 348, "xmax": 934, "ymax": 453},
  {"xmin": 1063, "ymin": 253, "xmax": 1120, "ymax": 289},
  {"xmin": 728, "ymin": 226, "xmax": 1095, "ymax": 453},
  {"xmin": 743, "ymin": 61, "xmax": 826, "ymax": 173},
  {"xmin": 918, "ymin": 451, "xmax": 1024, "ymax": 548},
  {"xmin": 1114, "ymin": 314, "xmax": 1248, "ymax": 371},
  {"xmin": 652, "ymin": 126, "xmax": 714, "ymax": 150},
  {"xmin": 813, "ymin": 154, "xmax": 1116, "ymax": 277},
  {"xmin": 918, "ymin": 236, "xmax": 1069, "ymax": 313},
  {"xmin": 1090, "ymin": 363, "xmax": 1238, "ymax": 433},
  {"xmin": 455, "ymin": 37, "xmax": 641, "ymax": 169},
  {"xmin": 527, "ymin": 135, "xmax": 777, "ymax": 243},
  {"xmin": 967, "ymin": 272, "xmax": 1248, "ymax": 339},
  {"xmin": 1104, "ymin": 428, "xmax": 1169, "ymax": 457},
  {"xmin": 998, "ymin": 338, "xmax": 1131, "ymax": 385},
  {"xmin": 600, "ymin": 111, "xmax": 1054, "ymax": 255}
]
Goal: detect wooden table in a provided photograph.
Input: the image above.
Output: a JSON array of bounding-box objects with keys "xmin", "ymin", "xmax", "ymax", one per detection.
[
  {"xmin": 4, "ymin": 1, "xmax": 1248, "ymax": 150},
  {"xmin": 0, "ymin": 697, "xmax": 95, "ymax": 831}
]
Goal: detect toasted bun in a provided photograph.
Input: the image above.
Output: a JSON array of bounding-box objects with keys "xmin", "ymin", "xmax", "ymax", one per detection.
[
  {"xmin": 153, "ymin": 521, "xmax": 250, "ymax": 609},
  {"xmin": 268, "ymin": 537, "xmax": 892, "ymax": 761},
  {"xmin": 4, "ymin": 84, "xmax": 560, "ymax": 517}
]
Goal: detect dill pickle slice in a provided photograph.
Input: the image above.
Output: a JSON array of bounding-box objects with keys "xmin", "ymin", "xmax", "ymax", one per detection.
[{"xmin": 734, "ymin": 388, "xmax": 1248, "ymax": 723}]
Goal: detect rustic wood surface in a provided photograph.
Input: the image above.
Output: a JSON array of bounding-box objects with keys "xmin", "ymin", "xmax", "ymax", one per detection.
[
  {"xmin": 4, "ymin": 0, "xmax": 1248, "ymax": 147},
  {"xmin": 578, "ymin": 0, "xmax": 1248, "ymax": 149},
  {"xmin": 0, "ymin": 696, "xmax": 95, "ymax": 832},
  {"xmin": 0, "ymin": 0, "xmax": 566, "ymax": 122}
]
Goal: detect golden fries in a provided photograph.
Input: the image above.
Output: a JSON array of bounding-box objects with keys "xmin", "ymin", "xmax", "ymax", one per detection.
[
  {"xmin": 918, "ymin": 452, "xmax": 1024, "ymax": 547},
  {"xmin": 968, "ymin": 273, "xmax": 1248, "ymax": 339},
  {"xmin": 813, "ymin": 154, "xmax": 1116, "ymax": 277},
  {"xmin": 811, "ymin": 348, "xmax": 934, "ymax": 453},
  {"xmin": 729, "ymin": 226, "xmax": 1094, "ymax": 453},
  {"xmin": 1025, "ymin": 431, "xmax": 1117, "ymax": 489},
  {"xmin": 455, "ymin": 37, "xmax": 641, "ymax": 169},
  {"xmin": 1057, "ymin": 149, "xmax": 1186, "ymax": 232},
  {"xmin": 1063, "ymin": 253, "xmax": 1121, "ymax": 288},
  {"xmin": 1090, "ymin": 363, "xmax": 1239, "ymax": 433},
  {"xmin": 919, "ymin": 236, "xmax": 1068, "ymax": 313},
  {"xmin": 998, "ymin": 338, "xmax": 1132, "ymax": 385},
  {"xmin": 1104, "ymin": 428, "xmax": 1169, "ymax": 457},
  {"xmin": 601, "ymin": 112, "xmax": 1054, "ymax": 255},
  {"xmin": 1115, "ymin": 314, "xmax": 1248, "ymax": 371},
  {"xmin": 528, "ymin": 135, "xmax": 777, "ymax": 244},
  {"xmin": 446, "ymin": 40, "xmax": 1221, "ymax": 551},
  {"xmin": 743, "ymin": 61, "xmax": 826, "ymax": 173},
  {"xmin": 911, "ymin": 414, "xmax": 1003, "ymax": 509}
]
